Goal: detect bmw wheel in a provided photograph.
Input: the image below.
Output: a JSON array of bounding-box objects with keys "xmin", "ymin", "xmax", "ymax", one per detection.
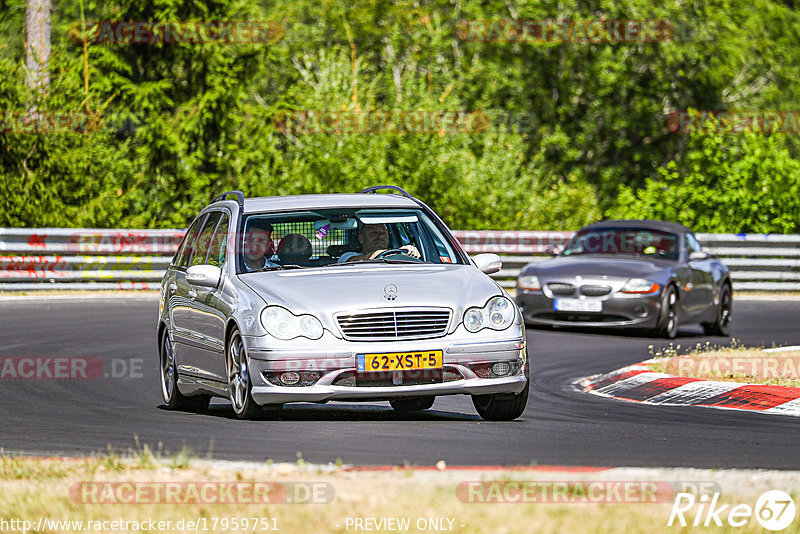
[
  {"xmin": 655, "ymin": 285, "xmax": 679, "ymax": 339},
  {"xmin": 703, "ymin": 283, "xmax": 732, "ymax": 336},
  {"xmin": 159, "ymin": 329, "xmax": 210, "ymax": 412}
]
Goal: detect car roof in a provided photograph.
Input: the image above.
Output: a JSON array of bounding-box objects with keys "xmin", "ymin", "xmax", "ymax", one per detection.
[
  {"xmin": 238, "ymin": 193, "xmax": 420, "ymax": 214},
  {"xmin": 580, "ymin": 219, "xmax": 691, "ymax": 235}
]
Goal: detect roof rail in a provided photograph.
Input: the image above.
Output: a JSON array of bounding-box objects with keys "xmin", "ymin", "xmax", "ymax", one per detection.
[
  {"xmin": 358, "ymin": 185, "xmax": 414, "ymax": 199},
  {"xmin": 211, "ymin": 190, "xmax": 245, "ymax": 207}
]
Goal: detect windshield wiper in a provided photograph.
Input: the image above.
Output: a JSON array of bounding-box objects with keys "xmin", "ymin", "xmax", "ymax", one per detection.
[
  {"xmin": 323, "ymin": 258, "xmax": 427, "ymax": 267},
  {"xmin": 257, "ymin": 264, "xmax": 305, "ymax": 271}
]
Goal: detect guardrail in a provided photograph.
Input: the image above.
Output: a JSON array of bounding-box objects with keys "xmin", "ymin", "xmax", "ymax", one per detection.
[{"xmin": 1, "ymin": 228, "xmax": 799, "ymax": 291}]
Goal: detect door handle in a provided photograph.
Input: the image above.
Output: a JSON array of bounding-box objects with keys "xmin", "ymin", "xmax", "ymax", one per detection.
[{"xmin": 188, "ymin": 289, "xmax": 197, "ymax": 300}]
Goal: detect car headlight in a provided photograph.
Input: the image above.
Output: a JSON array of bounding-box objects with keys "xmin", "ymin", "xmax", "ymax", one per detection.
[
  {"xmin": 260, "ymin": 306, "xmax": 324, "ymax": 340},
  {"xmin": 463, "ymin": 296, "xmax": 517, "ymax": 333},
  {"xmin": 620, "ymin": 278, "xmax": 661, "ymax": 294},
  {"xmin": 517, "ymin": 274, "xmax": 541, "ymax": 291}
]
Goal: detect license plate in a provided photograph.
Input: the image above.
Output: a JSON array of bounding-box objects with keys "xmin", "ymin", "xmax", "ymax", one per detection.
[
  {"xmin": 554, "ymin": 298, "xmax": 602, "ymax": 313},
  {"xmin": 357, "ymin": 350, "xmax": 443, "ymax": 373}
]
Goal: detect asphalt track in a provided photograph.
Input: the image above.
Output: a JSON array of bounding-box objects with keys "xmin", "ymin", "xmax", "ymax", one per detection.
[{"xmin": 1, "ymin": 296, "xmax": 800, "ymax": 468}]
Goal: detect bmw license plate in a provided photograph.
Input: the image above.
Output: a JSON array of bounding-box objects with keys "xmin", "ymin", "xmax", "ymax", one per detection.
[
  {"xmin": 357, "ymin": 350, "xmax": 443, "ymax": 373},
  {"xmin": 554, "ymin": 299, "xmax": 602, "ymax": 313}
]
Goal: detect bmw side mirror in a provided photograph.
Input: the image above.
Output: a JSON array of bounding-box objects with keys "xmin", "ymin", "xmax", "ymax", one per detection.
[
  {"xmin": 472, "ymin": 253, "xmax": 502, "ymax": 275},
  {"xmin": 689, "ymin": 251, "xmax": 710, "ymax": 261},
  {"xmin": 186, "ymin": 265, "xmax": 222, "ymax": 288}
]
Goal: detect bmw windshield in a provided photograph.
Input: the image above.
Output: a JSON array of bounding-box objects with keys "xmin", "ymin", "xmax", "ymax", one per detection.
[{"xmin": 561, "ymin": 228, "xmax": 680, "ymax": 260}]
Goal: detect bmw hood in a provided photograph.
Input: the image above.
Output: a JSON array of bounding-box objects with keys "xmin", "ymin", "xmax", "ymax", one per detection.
[
  {"xmin": 239, "ymin": 264, "xmax": 504, "ymax": 325},
  {"xmin": 523, "ymin": 255, "xmax": 674, "ymax": 279}
]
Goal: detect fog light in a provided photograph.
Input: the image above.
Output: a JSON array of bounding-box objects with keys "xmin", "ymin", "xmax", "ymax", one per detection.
[
  {"xmin": 280, "ymin": 371, "xmax": 300, "ymax": 385},
  {"xmin": 492, "ymin": 362, "xmax": 511, "ymax": 376}
]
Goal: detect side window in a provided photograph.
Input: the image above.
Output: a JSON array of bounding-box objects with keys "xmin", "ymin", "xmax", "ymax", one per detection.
[
  {"xmin": 174, "ymin": 216, "xmax": 206, "ymax": 268},
  {"xmin": 188, "ymin": 212, "xmax": 222, "ymax": 267},
  {"xmin": 207, "ymin": 215, "xmax": 229, "ymax": 268},
  {"xmin": 686, "ymin": 233, "xmax": 702, "ymax": 255}
]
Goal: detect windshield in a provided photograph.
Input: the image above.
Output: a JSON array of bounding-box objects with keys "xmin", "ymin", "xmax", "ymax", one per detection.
[
  {"xmin": 561, "ymin": 228, "xmax": 680, "ymax": 260},
  {"xmin": 238, "ymin": 208, "xmax": 463, "ymax": 273}
]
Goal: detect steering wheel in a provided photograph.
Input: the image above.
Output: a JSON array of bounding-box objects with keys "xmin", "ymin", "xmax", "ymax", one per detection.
[{"xmin": 374, "ymin": 248, "xmax": 409, "ymax": 259}]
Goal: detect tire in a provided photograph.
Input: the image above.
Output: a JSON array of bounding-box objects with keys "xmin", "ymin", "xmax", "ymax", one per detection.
[
  {"xmin": 159, "ymin": 329, "xmax": 210, "ymax": 412},
  {"xmin": 226, "ymin": 328, "xmax": 269, "ymax": 420},
  {"xmin": 655, "ymin": 285, "xmax": 679, "ymax": 339},
  {"xmin": 471, "ymin": 358, "xmax": 530, "ymax": 421},
  {"xmin": 703, "ymin": 283, "xmax": 732, "ymax": 336},
  {"xmin": 390, "ymin": 397, "xmax": 435, "ymax": 412}
]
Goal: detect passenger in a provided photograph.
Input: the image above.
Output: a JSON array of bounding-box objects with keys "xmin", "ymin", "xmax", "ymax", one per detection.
[
  {"xmin": 277, "ymin": 233, "xmax": 313, "ymax": 265},
  {"xmin": 242, "ymin": 220, "xmax": 277, "ymax": 271},
  {"xmin": 344, "ymin": 223, "xmax": 420, "ymax": 262}
]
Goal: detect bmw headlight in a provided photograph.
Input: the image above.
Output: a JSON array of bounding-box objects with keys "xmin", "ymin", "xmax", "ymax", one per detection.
[
  {"xmin": 620, "ymin": 278, "xmax": 661, "ymax": 294},
  {"xmin": 260, "ymin": 306, "xmax": 324, "ymax": 340},
  {"xmin": 463, "ymin": 296, "xmax": 517, "ymax": 333},
  {"xmin": 517, "ymin": 274, "xmax": 541, "ymax": 291}
]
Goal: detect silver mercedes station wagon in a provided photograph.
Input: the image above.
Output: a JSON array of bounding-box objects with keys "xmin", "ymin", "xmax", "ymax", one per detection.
[{"xmin": 158, "ymin": 186, "xmax": 529, "ymax": 420}]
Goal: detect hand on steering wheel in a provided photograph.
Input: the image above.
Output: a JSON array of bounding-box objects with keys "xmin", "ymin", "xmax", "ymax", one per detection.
[{"xmin": 373, "ymin": 248, "xmax": 408, "ymax": 259}]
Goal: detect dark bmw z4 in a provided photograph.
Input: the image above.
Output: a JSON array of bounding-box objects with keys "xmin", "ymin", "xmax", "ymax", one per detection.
[{"xmin": 515, "ymin": 220, "xmax": 732, "ymax": 338}]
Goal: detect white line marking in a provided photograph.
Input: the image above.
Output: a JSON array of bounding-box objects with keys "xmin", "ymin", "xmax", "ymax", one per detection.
[
  {"xmin": 764, "ymin": 398, "xmax": 800, "ymax": 416},
  {"xmin": 645, "ymin": 380, "xmax": 742, "ymax": 405},
  {"xmin": 763, "ymin": 346, "xmax": 800, "ymax": 353},
  {"xmin": 595, "ymin": 372, "xmax": 670, "ymax": 396}
]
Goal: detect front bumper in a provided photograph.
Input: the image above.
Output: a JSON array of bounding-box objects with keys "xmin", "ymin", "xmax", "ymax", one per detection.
[
  {"xmin": 516, "ymin": 290, "xmax": 662, "ymax": 329},
  {"xmin": 249, "ymin": 375, "xmax": 527, "ymax": 404},
  {"xmin": 242, "ymin": 334, "xmax": 528, "ymax": 405}
]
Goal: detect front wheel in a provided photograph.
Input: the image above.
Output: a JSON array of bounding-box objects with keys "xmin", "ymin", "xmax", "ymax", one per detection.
[
  {"xmin": 227, "ymin": 328, "xmax": 267, "ymax": 420},
  {"xmin": 471, "ymin": 361, "xmax": 529, "ymax": 421},
  {"xmin": 655, "ymin": 285, "xmax": 679, "ymax": 339},
  {"xmin": 703, "ymin": 284, "xmax": 732, "ymax": 336},
  {"xmin": 159, "ymin": 330, "xmax": 210, "ymax": 412},
  {"xmin": 390, "ymin": 397, "xmax": 435, "ymax": 412}
]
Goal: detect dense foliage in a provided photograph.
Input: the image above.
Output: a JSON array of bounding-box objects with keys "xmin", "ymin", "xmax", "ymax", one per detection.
[{"xmin": 1, "ymin": 0, "xmax": 799, "ymax": 231}]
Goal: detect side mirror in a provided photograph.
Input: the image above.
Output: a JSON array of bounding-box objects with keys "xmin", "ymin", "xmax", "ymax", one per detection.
[
  {"xmin": 689, "ymin": 250, "xmax": 710, "ymax": 261},
  {"xmin": 186, "ymin": 264, "xmax": 222, "ymax": 288},
  {"xmin": 546, "ymin": 244, "xmax": 564, "ymax": 257},
  {"xmin": 472, "ymin": 253, "xmax": 502, "ymax": 275}
]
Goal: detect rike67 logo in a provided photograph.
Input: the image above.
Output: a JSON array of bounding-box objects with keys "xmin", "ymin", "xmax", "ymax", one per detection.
[{"xmin": 669, "ymin": 490, "xmax": 796, "ymax": 530}]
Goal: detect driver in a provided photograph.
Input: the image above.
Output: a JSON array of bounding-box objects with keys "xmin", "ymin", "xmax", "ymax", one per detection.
[
  {"xmin": 242, "ymin": 220, "xmax": 278, "ymax": 271},
  {"xmin": 345, "ymin": 223, "xmax": 421, "ymax": 262}
]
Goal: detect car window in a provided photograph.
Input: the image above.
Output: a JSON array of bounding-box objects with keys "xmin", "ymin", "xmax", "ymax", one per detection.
[
  {"xmin": 188, "ymin": 212, "xmax": 222, "ymax": 267},
  {"xmin": 174, "ymin": 215, "xmax": 207, "ymax": 268},
  {"xmin": 686, "ymin": 233, "xmax": 702, "ymax": 254},
  {"xmin": 562, "ymin": 228, "xmax": 680, "ymax": 260},
  {"xmin": 238, "ymin": 208, "xmax": 464, "ymax": 272},
  {"xmin": 206, "ymin": 214, "xmax": 229, "ymax": 268}
]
